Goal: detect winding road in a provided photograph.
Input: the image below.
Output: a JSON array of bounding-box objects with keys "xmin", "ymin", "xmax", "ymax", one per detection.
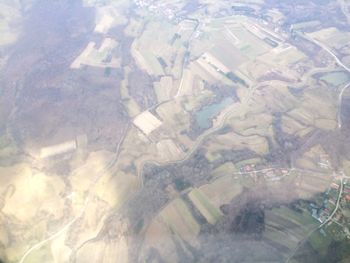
[
  {"xmin": 286, "ymin": 176, "xmax": 345, "ymax": 263},
  {"xmin": 300, "ymin": 33, "xmax": 350, "ymax": 73},
  {"xmin": 18, "ymin": 123, "xmax": 130, "ymax": 263},
  {"xmin": 298, "ymin": 32, "xmax": 350, "ymax": 129},
  {"xmin": 138, "ymin": 80, "xmax": 259, "ymax": 187},
  {"xmin": 19, "ymin": 24, "xmax": 350, "ymax": 263}
]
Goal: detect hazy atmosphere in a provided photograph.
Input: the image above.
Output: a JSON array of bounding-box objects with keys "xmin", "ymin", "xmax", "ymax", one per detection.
[{"xmin": 1, "ymin": 0, "xmax": 350, "ymax": 262}]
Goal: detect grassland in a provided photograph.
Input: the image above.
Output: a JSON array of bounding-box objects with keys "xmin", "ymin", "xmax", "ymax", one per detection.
[
  {"xmin": 199, "ymin": 174, "xmax": 242, "ymax": 209},
  {"xmin": 291, "ymin": 20, "xmax": 321, "ymax": 31},
  {"xmin": 308, "ymin": 230, "xmax": 332, "ymax": 255},
  {"xmin": 161, "ymin": 198, "xmax": 201, "ymax": 245},
  {"xmin": 70, "ymin": 39, "xmax": 120, "ymax": 69},
  {"xmin": 188, "ymin": 188, "xmax": 223, "ymax": 224},
  {"xmin": 156, "ymin": 139, "xmax": 183, "ymax": 161},
  {"xmin": 131, "ymin": 19, "xmax": 194, "ymax": 78},
  {"xmin": 76, "ymin": 234, "xmax": 128, "ymax": 263},
  {"xmin": 263, "ymin": 206, "xmax": 319, "ymax": 259},
  {"xmin": 3, "ymin": 1, "xmax": 350, "ymax": 262},
  {"xmin": 205, "ymin": 131, "xmax": 269, "ymax": 155},
  {"xmin": 211, "ymin": 162, "xmax": 238, "ymax": 177},
  {"xmin": 120, "ymin": 66, "xmax": 142, "ymax": 118},
  {"xmin": 140, "ymin": 197, "xmax": 201, "ymax": 262},
  {"xmin": 154, "ymin": 76, "xmax": 174, "ymax": 103},
  {"xmin": 141, "ymin": 217, "xmax": 180, "ymax": 263},
  {"xmin": 307, "ymin": 27, "xmax": 350, "ymax": 50}
]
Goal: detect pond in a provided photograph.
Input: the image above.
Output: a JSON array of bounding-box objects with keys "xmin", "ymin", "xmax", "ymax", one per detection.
[
  {"xmin": 195, "ymin": 97, "xmax": 234, "ymax": 129},
  {"xmin": 320, "ymin": 71, "xmax": 350, "ymax": 86}
]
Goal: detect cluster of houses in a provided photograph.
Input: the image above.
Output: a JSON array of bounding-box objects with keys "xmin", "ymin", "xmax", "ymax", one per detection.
[
  {"xmin": 310, "ymin": 180, "xmax": 350, "ymax": 239},
  {"xmin": 239, "ymin": 163, "xmax": 290, "ymax": 182},
  {"xmin": 135, "ymin": 0, "xmax": 177, "ymax": 20}
]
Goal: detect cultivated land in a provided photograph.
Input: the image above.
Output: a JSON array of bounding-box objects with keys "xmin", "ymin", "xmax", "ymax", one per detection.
[{"xmin": 1, "ymin": 0, "xmax": 350, "ymax": 263}]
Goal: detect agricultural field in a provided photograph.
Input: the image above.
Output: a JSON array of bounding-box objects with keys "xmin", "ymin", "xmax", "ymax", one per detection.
[
  {"xmin": 187, "ymin": 188, "xmax": 223, "ymax": 224},
  {"xmin": 70, "ymin": 39, "xmax": 120, "ymax": 69},
  {"xmin": 133, "ymin": 110, "xmax": 163, "ymax": 136},
  {"xmin": 198, "ymin": 173, "xmax": 243, "ymax": 209},
  {"xmin": 307, "ymin": 27, "xmax": 350, "ymax": 51},
  {"xmin": 263, "ymin": 206, "xmax": 319, "ymax": 260},
  {"xmin": 1, "ymin": 0, "xmax": 350, "ymax": 262}
]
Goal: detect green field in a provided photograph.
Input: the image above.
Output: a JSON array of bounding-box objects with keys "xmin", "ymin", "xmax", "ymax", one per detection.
[
  {"xmin": 309, "ymin": 230, "xmax": 332, "ymax": 255},
  {"xmin": 188, "ymin": 188, "xmax": 223, "ymax": 224},
  {"xmin": 272, "ymin": 206, "xmax": 318, "ymax": 230}
]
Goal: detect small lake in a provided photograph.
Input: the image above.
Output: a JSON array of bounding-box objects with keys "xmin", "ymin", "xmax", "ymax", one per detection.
[
  {"xmin": 195, "ymin": 97, "xmax": 234, "ymax": 129},
  {"xmin": 320, "ymin": 71, "xmax": 349, "ymax": 86}
]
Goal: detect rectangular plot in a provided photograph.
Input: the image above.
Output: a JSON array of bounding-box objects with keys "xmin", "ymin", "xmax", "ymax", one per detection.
[
  {"xmin": 133, "ymin": 111, "xmax": 162, "ymax": 135},
  {"xmin": 264, "ymin": 225, "xmax": 297, "ymax": 251},
  {"xmin": 161, "ymin": 198, "xmax": 200, "ymax": 244},
  {"xmin": 40, "ymin": 140, "xmax": 77, "ymax": 158},
  {"xmin": 188, "ymin": 188, "xmax": 223, "ymax": 224}
]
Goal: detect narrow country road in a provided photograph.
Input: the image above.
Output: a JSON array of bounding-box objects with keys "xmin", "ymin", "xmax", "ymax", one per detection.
[
  {"xmin": 298, "ymin": 32, "xmax": 350, "ymax": 129},
  {"xmin": 300, "ymin": 33, "xmax": 350, "ymax": 73},
  {"xmin": 18, "ymin": 124, "xmax": 130, "ymax": 263},
  {"xmin": 138, "ymin": 80, "xmax": 260, "ymax": 186},
  {"xmin": 286, "ymin": 176, "xmax": 344, "ymax": 263}
]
